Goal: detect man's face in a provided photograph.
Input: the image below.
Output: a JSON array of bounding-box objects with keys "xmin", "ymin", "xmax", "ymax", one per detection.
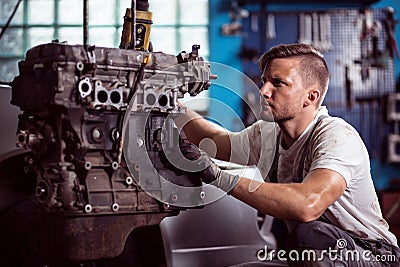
[{"xmin": 259, "ymin": 57, "xmax": 308, "ymax": 122}]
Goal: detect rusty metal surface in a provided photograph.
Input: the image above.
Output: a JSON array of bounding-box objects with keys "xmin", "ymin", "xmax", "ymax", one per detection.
[{"xmin": 41, "ymin": 212, "xmax": 176, "ymax": 263}]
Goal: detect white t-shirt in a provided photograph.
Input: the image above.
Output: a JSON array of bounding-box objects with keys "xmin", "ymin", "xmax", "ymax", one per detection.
[{"xmin": 230, "ymin": 106, "xmax": 398, "ymax": 246}]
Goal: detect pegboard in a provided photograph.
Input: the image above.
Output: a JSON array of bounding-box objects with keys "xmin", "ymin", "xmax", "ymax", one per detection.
[{"xmin": 241, "ymin": 7, "xmax": 397, "ymax": 161}]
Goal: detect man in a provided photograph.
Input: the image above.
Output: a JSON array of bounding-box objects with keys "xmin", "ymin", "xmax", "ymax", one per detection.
[{"xmin": 166, "ymin": 43, "xmax": 400, "ymax": 266}]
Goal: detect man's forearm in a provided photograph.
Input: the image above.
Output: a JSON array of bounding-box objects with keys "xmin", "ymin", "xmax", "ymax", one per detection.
[
  {"xmin": 174, "ymin": 107, "xmax": 216, "ymax": 145},
  {"xmin": 230, "ymin": 169, "xmax": 346, "ymax": 222},
  {"xmin": 174, "ymin": 105, "xmax": 232, "ymax": 161},
  {"xmin": 231, "ymin": 178, "xmax": 312, "ymax": 222}
]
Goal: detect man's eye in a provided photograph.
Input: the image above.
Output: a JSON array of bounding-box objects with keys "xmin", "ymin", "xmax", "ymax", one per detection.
[{"xmin": 272, "ymin": 79, "xmax": 284, "ymax": 86}]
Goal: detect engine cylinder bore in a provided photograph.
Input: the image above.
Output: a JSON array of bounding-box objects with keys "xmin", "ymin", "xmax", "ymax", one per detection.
[
  {"xmin": 78, "ymin": 78, "xmax": 92, "ymax": 98},
  {"xmin": 158, "ymin": 94, "xmax": 168, "ymax": 106},
  {"xmin": 97, "ymin": 90, "xmax": 108, "ymax": 103},
  {"xmin": 146, "ymin": 93, "xmax": 156, "ymax": 106},
  {"xmin": 110, "ymin": 91, "xmax": 121, "ymax": 104},
  {"xmin": 93, "ymin": 86, "xmax": 122, "ymax": 108},
  {"xmin": 81, "ymin": 83, "xmax": 90, "ymax": 93}
]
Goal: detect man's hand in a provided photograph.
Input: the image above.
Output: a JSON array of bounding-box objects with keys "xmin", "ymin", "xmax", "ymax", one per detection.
[
  {"xmin": 178, "ymin": 142, "xmax": 220, "ymax": 184},
  {"xmin": 161, "ymin": 142, "xmax": 239, "ymax": 193}
]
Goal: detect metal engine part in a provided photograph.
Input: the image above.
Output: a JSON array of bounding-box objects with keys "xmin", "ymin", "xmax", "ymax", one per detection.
[{"xmin": 10, "ymin": 42, "xmax": 214, "ymax": 263}]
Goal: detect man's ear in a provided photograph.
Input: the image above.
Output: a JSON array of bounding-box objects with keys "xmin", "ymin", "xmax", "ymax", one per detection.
[{"xmin": 304, "ymin": 87, "xmax": 320, "ymax": 107}]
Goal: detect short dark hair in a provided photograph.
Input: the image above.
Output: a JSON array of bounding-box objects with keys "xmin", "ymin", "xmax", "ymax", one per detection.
[{"xmin": 259, "ymin": 43, "xmax": 330, "ymax": 106}]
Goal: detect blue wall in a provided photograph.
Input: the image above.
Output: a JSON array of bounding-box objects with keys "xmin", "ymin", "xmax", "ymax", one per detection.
[
  {"xmin": 208, "ymin": 0, "xmax": 243, "ymax": 130},
  {"xmin": 209, "ymin": 0, "xmax": 400, "ymax": 130},
  {"xmin": 208, "ymin": 0, "xmax": 400, "ymax": 189}
]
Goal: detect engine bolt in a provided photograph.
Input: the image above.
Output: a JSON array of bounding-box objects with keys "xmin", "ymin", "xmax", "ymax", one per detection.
[
  {"xmin": 137, "ymin": 136, "xmax": 145, "ymax": 147},
  {"xmin": 111, "ymin": 161, "xmax": 119, "ymax": 170},
  {"xmin": 126, "ymin": 176, "xmax": 133, "ymax": 185},
  {"xmin": 110, "ymin": 128, "xmax": 120, "ymax": 141},
  {"xmin": 84, "ymin": 204, "xmax": 93, "ymax": 213},
  {"xmin": 112, "ymin": 203, "xmax": 119, "ymax": 212},
  {"xmin": 92, "ymin": 128, "xmax": 103, "ymax": 142},
  {"xmin": 84, "ymin": 161, "xmax": 92, "ymax": 170}
]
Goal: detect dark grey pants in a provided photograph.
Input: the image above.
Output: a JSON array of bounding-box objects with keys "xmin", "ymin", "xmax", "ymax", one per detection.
[
  {"xmin": 285, "ymin": 220, "xmax": 400, "ymax": 266},
  {"xmin": 230, "ymin": 220, "xmax": 400, "ymax": 267}
]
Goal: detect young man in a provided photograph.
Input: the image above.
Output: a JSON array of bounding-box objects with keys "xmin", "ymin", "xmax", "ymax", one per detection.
[{"xmin": 168, "ymin": 43, "xmax": 400, "ymax": 266}]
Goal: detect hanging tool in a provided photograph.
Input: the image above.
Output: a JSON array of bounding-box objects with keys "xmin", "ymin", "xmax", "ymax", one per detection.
[
  {"xmin": 345, "ymin": 65, "xmax": 352, "ymax": 109},
  {"xmin": 251, "ymin": 13, "xmax": 259, "ymax": 32},
  {"xmin": 220, "ymin": 0, "xmax": 249, "ymax": 36},
  {"xmin": 298, "ymin": 13, "xmax": 312, "ymax": 45},
  {"xmin": 266, "ymin": 14, "xmax": 276, "ymax": 40},
  {"xmin": 384, "ymin": 7, "xmax": 400, "ymax": 58},
  {"xmin": 355, "ymin": 9, "xmax": 388, "ymax": 81},
  {"xmin": 319, "ymin": 13, "xmax": 332, "ymax": 51},
  {"xmin": 312, "ymin": 13, "xmax": 321, "ymax": 49}
]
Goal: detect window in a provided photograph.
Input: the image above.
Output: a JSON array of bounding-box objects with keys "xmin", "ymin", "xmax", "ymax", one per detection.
[{"xmin": 0, "ymin": 0, "xmax": 209, "ymax": 83}]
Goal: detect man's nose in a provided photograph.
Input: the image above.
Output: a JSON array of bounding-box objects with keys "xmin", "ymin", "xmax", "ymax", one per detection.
[{"xmin": 260, "ymin": 82, "xmax": 272, "ymax": 98}]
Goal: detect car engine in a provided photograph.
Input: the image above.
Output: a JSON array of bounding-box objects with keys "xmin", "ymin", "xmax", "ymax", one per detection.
[{"xmin": 8, "ymin": 0, "xmax": 215, "ymax": 264}]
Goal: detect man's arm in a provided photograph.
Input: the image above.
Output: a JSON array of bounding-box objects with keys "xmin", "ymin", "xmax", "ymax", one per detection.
[
  {"xmin": 231, "ymin": 168, "xmax": 346, "ymax": 222},
  {"xmin": 175, "ymin": 106, "xmax": 232, "ymax": 161}
]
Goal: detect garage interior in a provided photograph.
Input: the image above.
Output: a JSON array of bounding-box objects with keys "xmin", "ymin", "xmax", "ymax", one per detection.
[{"xmin": 0, "ymin": 0, "xmax": 399, "ymax": 266}]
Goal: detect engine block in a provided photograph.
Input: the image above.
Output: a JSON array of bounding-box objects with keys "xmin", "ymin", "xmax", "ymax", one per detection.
[{"xmin": 10, "ymin": 42, "xmax": 214, "ymax": 262}]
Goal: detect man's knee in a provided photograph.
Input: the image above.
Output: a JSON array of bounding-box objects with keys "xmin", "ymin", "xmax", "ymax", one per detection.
[{"xmin": 287, "ymin": 221, "xmax": 353, "ymax": 251}]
